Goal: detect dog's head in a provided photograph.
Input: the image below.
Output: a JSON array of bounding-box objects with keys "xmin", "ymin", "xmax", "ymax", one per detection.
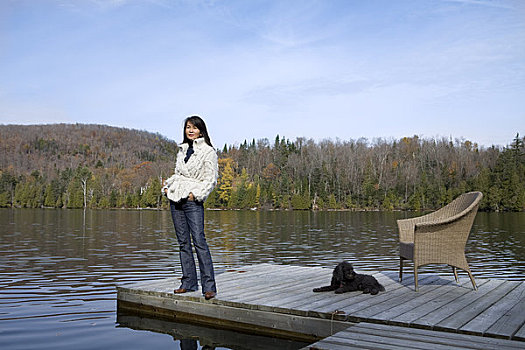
[{"xmin": 334, "ymin": 261, "xmax": 356, "ymax": 281}]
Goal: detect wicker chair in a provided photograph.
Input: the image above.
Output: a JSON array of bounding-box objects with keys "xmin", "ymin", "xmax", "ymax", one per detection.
[{"xmin": 398, "ymin": 191, "xmax": 483, "ymax": 291}]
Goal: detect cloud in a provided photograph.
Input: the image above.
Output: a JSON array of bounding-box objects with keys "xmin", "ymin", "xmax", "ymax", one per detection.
[
  {"xmin": 56, "ymin": 0, "xmax": 167, "ymax": 11},
  {"xmin": 440, "ymin": 0, "xmax": 513, "ymax": 9},
  {"xmin": 243, "ymin": 78, "xmax": 378, "ymax": 109}
]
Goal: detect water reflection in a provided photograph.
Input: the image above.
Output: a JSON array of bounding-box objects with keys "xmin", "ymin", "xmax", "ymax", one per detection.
[
  {"xmin": 205, "ymin": 210, "xmax": 525, "ymax": 279},
  {"xmin": 0, "ymin": 208, "xmax": 523, "ymax": 350},
  {"xmin": 117, "ymin": 310, "xmax": 309, "ymax": 350}
]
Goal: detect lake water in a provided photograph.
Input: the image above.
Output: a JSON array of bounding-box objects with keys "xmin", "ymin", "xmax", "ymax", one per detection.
[{"xmin": 0, "ymin": 209, "xmax": 524, "ymax": 349}]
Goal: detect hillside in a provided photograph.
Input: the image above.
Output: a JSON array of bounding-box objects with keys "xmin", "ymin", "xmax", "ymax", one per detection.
[
  {"xmin": 0, "ymin": 123, "xmax": 177, "ymax": 177},
  {"xmin": 0, "ymin": 123, "xmax": 177, "ymax": 208}
]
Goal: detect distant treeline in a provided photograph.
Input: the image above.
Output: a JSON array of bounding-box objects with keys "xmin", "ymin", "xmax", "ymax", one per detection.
[
  {"xmin": 208, "ymin": 134, "xmax": 525, "ymax": 211},
  {"xmin": 0, "ymin": 124, "xmax": 524, "ymax": 211}
]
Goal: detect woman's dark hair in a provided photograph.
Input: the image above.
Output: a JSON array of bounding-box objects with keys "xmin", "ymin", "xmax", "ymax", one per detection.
[{"xmin": 182, "ymin": 115, "xmax": 213, "ymax": 147}]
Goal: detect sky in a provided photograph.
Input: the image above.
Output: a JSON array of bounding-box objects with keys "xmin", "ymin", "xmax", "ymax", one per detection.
[{"xmin": 1, "ymin": 0, "xmax": 524, "ymax": 149}]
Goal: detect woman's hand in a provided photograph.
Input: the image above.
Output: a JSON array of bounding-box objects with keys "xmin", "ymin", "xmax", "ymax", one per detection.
[{"xmin": 188, "ymin": 192, "xmax": 195, "ymax": 201}]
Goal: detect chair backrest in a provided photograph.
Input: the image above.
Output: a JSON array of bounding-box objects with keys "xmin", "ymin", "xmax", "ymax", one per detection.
[
  {"xmin": 428, "ymin": 191, "xmax": 483, "ymax": 222},
  {"xmin": 398, "ymin": 191, "xmax": 483, "ymax": 243}
]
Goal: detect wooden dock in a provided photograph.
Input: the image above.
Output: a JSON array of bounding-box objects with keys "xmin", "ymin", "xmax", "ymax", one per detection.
[
  {"xmin": 303, "ymin": 322, "xmax": 525, "ymax": 350},
  {"xmin": 117, "ymin": 264, "xmax": 525, "ymax": 349}
]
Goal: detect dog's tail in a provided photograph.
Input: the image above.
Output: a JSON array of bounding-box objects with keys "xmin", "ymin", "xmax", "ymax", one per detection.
[{"xmin": 379, "ymin": 283, "xmax": 386, "ymax": 292}]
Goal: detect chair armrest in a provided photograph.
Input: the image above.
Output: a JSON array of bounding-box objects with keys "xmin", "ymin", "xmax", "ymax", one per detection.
[
  {"xmin": 397, "ymin": 210, "xmax": 438, "ymax": 242},
  {"xmin": 397, "ymin": 218, "xmax": 415, "ymax": 243}
]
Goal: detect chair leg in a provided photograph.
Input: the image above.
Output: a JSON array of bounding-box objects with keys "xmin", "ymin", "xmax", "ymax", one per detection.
[
  {"xmin": 414, "ymin": 266, "xmax": 419, "ymax": 292},
  {"xmin": 399, "ymin": 257, "xmax": 404, "ymax": 282},
  {"xmin": 452, "ymin": 266, "xmax": 459, "ymax": 283},
  {"xmin": 467, "ymin": 271, "xmax": 477, "ymax": 291}
]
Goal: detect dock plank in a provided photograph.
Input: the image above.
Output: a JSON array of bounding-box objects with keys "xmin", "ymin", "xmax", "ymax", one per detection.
[
  {"xmin": 332, "ymin": 275, "xmax": 441, "ymax": 319},
  {"xmin": 217, "ymin": 264, "xmax": 299, "ymax": 287},
  {"xmin": 294, "ymin": 272, "xmax": 400, "ymax": 314},
  {"xmin": 461, "ymin": 282, "xmax": 525, "ymax": 337},
  {"xmin": 220, "ymin": 267, "xmax": 327, "ymax": 301},
  {"xmin": 214, "ymin": 266, "xmax": 300, "ymax": 293},
  {"xmin": 436, "ymin": 280, "xmax": 519, "ymax": 332},
  {"xmin": 385, "ymin": 277, "xmax": 476, "ymax": 324},
  {"xmin": 352, "ymin": 276, "xmax": 456, "ymax": 320},
  {"xmin": 412, "ymin": 278, "xmax": 503, "ymax": 328},
  {"xmin": 311, "ymin": 274, "xmax": 417, "ymax": 316},
  {"xmin": 249, "ymin": 275, "xmax": 330, "ymax": 306},
  {"xmin": 354, "ymin": 323, "xmax": 525, "ymax": 349},
  {"xmin": 383, "ymin": 278, "xmax": 489, "ymax": 325},
  {"xmin": 486, "ymin": 296, "xmax": 525, "ymax": 340},
  {"xmin": 514, "ymin": 324, "xmax": 525, "ymax": 342},
  {"xmin": 303, "ymin": 272, "xmax": 419, "ymax": 315},
  {"xmin": 303, "ymin": 323, "xmax": 525, "ymax": 350},
  {"xmin": 215, "ymin": 265, "xmax": 327, "ymax": 313}
]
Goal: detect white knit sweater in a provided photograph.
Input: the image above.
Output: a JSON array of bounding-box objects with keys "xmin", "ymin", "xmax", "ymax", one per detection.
[{"xmin": 163, "ymin": 137, "xmax": 218, "ymax": 203}]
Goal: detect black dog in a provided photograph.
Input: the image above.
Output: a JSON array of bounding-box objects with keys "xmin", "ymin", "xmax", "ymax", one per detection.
[{"xmin": 313, "ymin": 261, "xmax": 385, "ymax": 295}]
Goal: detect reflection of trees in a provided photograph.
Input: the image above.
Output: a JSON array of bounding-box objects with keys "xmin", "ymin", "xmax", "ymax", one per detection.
[
  {"xmin": 2, "ymin": 209, "xmax": 176, "ymax": 289},
  {"xmin": 1, "ymin": 209, "xmax": 523, "ymax": 285},
  {"xmin": 205, "ymin": 210, "xmax": 400, "ymax": 268}
]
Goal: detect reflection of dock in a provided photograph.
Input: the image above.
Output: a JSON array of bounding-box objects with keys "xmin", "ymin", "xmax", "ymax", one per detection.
[
  {"xmin": 117, "ymin": 312, "xmax": 309, "ymax": 350},
  {"xmin": 117, "ymin": 264, "xmax": 525, "ymax": 349}
]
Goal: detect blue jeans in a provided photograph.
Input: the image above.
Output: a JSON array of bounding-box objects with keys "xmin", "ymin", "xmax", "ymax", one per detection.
[{"xmin": 169, "ymin": 199, "xmax": 216, "ymax": 294}]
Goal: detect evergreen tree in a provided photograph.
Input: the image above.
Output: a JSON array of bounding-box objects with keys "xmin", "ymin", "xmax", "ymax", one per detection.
[
  {"xmin": 328, "ymin": 193, "xmax": 338, "ymax": 209},
  {"xmin": 66, "ymin": 178, "xmax": 84, "ymax": 208},
  {"xmin": 14, "ymin": 181, "xmax": 30, "ymax": 207},
  {"xmin": 0, "ymin": 172, "xmax": 17, "ymax": 206},
  {"xmin": 44, "ymin": 184, "xmax": 56, "ymax": 207},
  {"xmin": 490, "ymin": 134, "xmax": 525, "ymax": 211},
  {"xmin": 243, "ymin": 183, "xmax": 257, "ymax": 208},
  {"xmin": 98, "ymin": 196, "xmax": 110, "ymax": 209},
  {"xmin": 142, "ymin": 177, "xmax": 161, "ymax": 208},
  {"xmin": 55, "ymin": 194, "xmax": 63, "ymax": 208},
  {"xmin": 291, "ymin": 192, "xmax": 310, "ymax": 210},
  {"xmin": 0, "ymin": 192, "xmax": 9, "ymax": 207},
  {"xmin": 227, "ymin": 189, "xmax": 239, "ymax": 209},
  {"xmin": 109, "ymin": 190, "xmax": 118, "ymax": 207},
  {"xmin": 205, "ymin": 188, "xmax": 220, "ymax": 208}
]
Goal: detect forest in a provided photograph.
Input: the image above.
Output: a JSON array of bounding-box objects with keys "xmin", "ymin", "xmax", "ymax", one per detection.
[{"xmin": 1, "ymin": 124, "xmax": 524, "ymax": 211}]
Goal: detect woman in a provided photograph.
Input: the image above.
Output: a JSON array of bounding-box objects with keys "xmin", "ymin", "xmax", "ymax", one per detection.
[{"xmin": 163, "ymin": 115, "xmax": 218, "ymax": 300}]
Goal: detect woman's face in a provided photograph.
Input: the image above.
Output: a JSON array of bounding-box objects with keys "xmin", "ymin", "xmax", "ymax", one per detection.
[{"xmin": 185, "ymin": 121, "xmax": 201, "ymax": 141}]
